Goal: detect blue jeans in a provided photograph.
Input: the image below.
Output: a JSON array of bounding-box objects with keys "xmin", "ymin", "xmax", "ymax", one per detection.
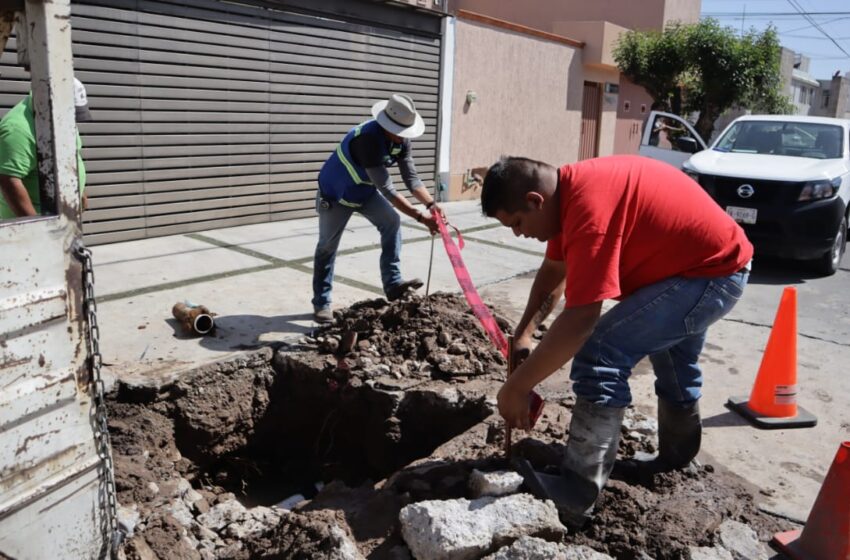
[
  {"xmin": 311, "ymin": 190, "xmax": 402, "ymax": 309},
  {"xmin": 570, "ymin": 270, "xmax": 749, "ymax": 408}
]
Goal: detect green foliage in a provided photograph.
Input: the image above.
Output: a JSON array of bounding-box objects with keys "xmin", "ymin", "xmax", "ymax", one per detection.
[{"xmin": 614, "ymin": 19, "xmax": 793, "ymax": 139}]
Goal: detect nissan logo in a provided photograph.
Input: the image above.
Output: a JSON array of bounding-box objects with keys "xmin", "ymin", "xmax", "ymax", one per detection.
[{"xmin": 737, "ymin": 184, "xmax": 755, "ymax": 198}]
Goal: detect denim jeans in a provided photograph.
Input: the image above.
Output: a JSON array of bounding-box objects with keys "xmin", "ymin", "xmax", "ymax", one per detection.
[
  {"xmin": 311, "ymin": 190, "xmax": 402, "ymax": 309},
  {"xmin": 570, "ymin": 270, "xmax": 749, "ymax": 408}
]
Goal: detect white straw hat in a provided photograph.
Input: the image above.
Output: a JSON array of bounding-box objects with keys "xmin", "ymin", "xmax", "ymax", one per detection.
[
  {"xmin": 73, "ymin": 78, "xmax": 92, "ymax": 122},
  {"xmin": 371, "ymin": 94, "xmax": 425, "ymax": 139}
]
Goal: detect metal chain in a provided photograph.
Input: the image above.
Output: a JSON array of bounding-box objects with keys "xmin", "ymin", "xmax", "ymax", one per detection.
[{"xmin": 73, "ymin": 240, "xmax": 122, "ymax": 558}]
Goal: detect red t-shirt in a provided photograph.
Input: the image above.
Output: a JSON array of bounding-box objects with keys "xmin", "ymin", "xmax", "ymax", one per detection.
[{"xmin": 545, "ymin": 155, "xmax": 753, "ymax": 307}]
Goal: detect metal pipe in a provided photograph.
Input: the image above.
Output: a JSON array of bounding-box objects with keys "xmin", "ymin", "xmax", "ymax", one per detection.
[{"xmin": 172, "ymin": 302, "xmax": 215, "ymax": 335}]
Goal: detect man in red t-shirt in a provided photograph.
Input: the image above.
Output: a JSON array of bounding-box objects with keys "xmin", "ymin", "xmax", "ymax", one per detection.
[{"xmin": 481, "ymin": 155, "xmax": 753, "ymax": 527}]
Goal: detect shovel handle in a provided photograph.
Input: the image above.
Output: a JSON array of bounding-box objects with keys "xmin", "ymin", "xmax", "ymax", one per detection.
[{"xmin": 504, "ymin": 336, "xmax": 515, "ymax": 457}]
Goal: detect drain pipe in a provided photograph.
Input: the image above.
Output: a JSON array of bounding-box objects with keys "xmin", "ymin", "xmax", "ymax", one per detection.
[{"xmin": 172, "ymin": 302, "xmax": 215, "ymax": 335}]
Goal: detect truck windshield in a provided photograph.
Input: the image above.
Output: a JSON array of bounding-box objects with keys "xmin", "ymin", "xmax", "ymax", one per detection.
[{"xmin": 714, "ymin": 121, "xmax": 843, "ymax": 159}]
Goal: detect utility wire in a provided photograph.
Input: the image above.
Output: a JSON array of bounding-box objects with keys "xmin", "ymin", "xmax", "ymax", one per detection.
[
  {"xmin": 785, "ymin": 0, "xmax": 850, "ymax": 58},
  {"xmin": 704, "ymin": 11, "xmax": 850, "ymax": 17},
  {"xmin": 781, "ymin": 16, "xmax": 850, "ymax": 34}
]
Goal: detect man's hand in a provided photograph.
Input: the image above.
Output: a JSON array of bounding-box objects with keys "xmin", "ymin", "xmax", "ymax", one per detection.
[
  {"xmin": 428, "ymin": 202, "xmax": 444, "ymax": 220},
  {"xmin": 497, "ymin": 376, "xmax": 532, "ymax": 430},
  {"xmin": 513, "ymin": 335, "xmax": 533, "ymax": 368},
  {"xmin": 421, "ymin": 213, "xmax": 440, "ymax": 235}
]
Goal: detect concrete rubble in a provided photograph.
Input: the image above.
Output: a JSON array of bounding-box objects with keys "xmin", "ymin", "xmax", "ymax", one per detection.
[
  {"xmin": 399, "ymin": 494, "xmax": 566, "ymax": 560},
  {"xmin": 468, "ymin": 469, "xmax": 524, "ymax": 498},
  {"xmin": 481, "ymin": 537, "xmax": 615, "ymax": 559}
]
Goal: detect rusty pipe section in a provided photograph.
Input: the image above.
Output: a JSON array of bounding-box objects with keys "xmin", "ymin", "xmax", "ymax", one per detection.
[{"xmin": 172, "ymin": 302, "xmax": 215, "ymax": 335}]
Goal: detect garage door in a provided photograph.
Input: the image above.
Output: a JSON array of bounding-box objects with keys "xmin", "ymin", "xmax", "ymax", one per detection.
[{"xmin": 0, "ymin": 0, "xmax": 442, "ymax": 245}]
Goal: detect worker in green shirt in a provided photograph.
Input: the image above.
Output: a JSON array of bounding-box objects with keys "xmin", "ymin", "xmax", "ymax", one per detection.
[{"xmin": 0, "ymin": 78, "xmax": 91, "ymax": 219}]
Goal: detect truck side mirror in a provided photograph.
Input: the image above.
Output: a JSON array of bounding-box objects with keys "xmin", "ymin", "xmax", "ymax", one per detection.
[{"xmin": 676, "ymin": 136, "xmax": 700, "ymax": 154}]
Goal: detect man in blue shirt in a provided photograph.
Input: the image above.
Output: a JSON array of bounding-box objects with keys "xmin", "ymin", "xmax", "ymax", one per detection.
[{"xmin": 312, "ymin": 94, "xmax": 442, "ymax": 323}]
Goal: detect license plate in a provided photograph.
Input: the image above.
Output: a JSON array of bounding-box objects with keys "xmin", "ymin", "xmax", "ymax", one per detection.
[{"xmin": 726, "ymin": 206, "xmax": 757, "ymax": 224}]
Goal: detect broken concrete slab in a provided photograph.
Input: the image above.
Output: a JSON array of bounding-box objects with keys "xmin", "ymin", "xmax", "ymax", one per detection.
[
  {"xmin": 399, "ymin": 494, "xmax": 565, "ymax": 560},
  {"xmin": 689, "ymin": 546, "xmax": 735, "ymax": 560},
  {"xmin": 718, "ymin": 519, "xmax": 770, "ymax": 560},
  {"xmin": 468, "ymin": 469, "xmax": 524, "ymax": 498},
  {"xmin": 482, "ymin": 536, "xmax": 614, "ymax": 559}
]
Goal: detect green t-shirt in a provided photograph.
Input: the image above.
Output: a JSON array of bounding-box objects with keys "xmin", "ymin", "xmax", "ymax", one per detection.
[{"xmin": 0, "ymin": 95, "xmax": 86, "ymax": 219}]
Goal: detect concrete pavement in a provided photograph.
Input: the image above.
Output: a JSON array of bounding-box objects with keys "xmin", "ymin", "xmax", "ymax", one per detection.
[{"xmin": 93, "ymin": 200, "xmax": 545, "ymax": 383}]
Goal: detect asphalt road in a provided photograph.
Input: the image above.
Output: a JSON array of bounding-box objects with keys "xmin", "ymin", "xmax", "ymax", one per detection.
[{"xmin": 730, "ymin": 255, "xmax": 850, "ymax": 347}]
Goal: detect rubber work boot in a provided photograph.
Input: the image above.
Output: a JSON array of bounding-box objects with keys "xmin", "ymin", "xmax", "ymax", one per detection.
[
  {"xmin": 515, "ymin": 398, "xmax": 625, "ymax": 528},
  {"xmin": 313, "ymin": 307, "xmax": 334, "ymax": 324},
  {"xmin": 657, "ymin": 398, "xmax": 702, "ymax": 469},
  {"xmin": 386, "ymin": 278, "xmax": 423, "ymax": 301},
  {"xmin": 612, "ymin": 399, "xmax": 701, "ymax": 483}
]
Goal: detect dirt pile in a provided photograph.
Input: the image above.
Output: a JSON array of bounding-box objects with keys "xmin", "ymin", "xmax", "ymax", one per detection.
[{"xmin": 110, "ymin": 294, "xmax": 794, "ymax": 560}]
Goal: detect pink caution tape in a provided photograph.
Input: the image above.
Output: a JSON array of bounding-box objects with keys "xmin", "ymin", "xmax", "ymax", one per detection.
[
  {"xmin": 432, "ymin": 208, "xmax": 544, "ymax": 425},
  {"xmin": 432, "ymin": 208, "xmax": 508, "ymax": 358}
]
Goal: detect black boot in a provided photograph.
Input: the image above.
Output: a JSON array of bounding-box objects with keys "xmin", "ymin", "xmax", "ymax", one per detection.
[
  {"xmin": 612, "ymin": 398, "xmax": 701, "ymax": 483},
  {"xmin": 657, "ymin": 398, "xmax": 701, "ymax": 469},
  {"xmin": 386, "ymin": 278, "xmax": 423, "ymax": 301},
  {"xmin": 515, "ymin": 398, "xmax": 625, "ymax": 528}
]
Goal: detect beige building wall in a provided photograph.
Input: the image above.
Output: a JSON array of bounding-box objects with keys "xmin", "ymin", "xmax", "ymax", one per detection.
[
  {"xmin": 452, "ymin": 0, "xmax": 700, "ymax": 32},
  {"xmin": 449, "ymin": 18, "xmax": 583, "ymax": 198},
  {"xmin": 614, "ymin": 77, "xmax": 655, "ymax": 154}
]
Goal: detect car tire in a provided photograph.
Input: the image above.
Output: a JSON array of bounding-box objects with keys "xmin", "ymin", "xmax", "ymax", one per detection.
[{"xmin": 814, "ymin": 215, "xmax": 847, "ymax": 276}]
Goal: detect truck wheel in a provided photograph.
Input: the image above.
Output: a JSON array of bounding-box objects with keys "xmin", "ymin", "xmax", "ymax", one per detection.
[{"xmin": 815, "ymin": 215, "xmax": 846, "ymax": 276}]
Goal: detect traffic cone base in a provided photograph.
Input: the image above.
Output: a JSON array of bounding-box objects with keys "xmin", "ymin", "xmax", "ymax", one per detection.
[
  {"xmin": 770, "ymin": 441, "xmax": 850, "ymax": 560},
  {"xmin": 771, "ymin": 529, "xmax": 804, "ymax": 559},
  {"xmin": 726, "ymin": 395, "xmax": 817, "ymax": 429}
]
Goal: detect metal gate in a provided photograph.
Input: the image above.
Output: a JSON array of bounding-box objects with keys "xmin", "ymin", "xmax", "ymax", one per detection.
[
  {"xmin": 0, "ymin": 0, "xmax": 443, "ymax": 245},
  {"xmin": 0, "ymin": 2, "xmax": 107, "ymax": 557},
  {"xmin": 579, "ymin": 81, "xmax": 602, "ymax": 161}
]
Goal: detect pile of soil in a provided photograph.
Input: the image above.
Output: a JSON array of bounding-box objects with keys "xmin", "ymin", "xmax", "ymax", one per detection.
[
  {"xmin": 311, "ymin": 293, "xmax": 508, "ymax": 380},
  {"xmin": 109, "ymin": 294, "xmax": 792, "ymax": 560}
]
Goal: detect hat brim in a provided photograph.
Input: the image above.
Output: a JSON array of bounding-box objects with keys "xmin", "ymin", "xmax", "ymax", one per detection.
[
  {"xmin": 75, "ymin": 105, "xmax": 93, "ymax": 123},
  {"xmin": 371, "ymin": 100, "xmax": 425, "ymax": 139}
]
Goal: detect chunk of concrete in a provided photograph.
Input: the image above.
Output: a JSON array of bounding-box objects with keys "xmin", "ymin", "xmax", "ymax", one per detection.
[
  {"xmin": 689, "ymin": 546, "xmax": 735, "ymax": 560},
  {"xmin": 718, "ymin": 520, "xmax": 770, "ymax": 560},
  {"xmin": 483, "ymin": 536, "xmax": 614, "ymax": 559},
  {"xmin": 116, "ymin": 505, "xmax": 140, "ymax": 538},
  {"xmin": 469, "ymin": 469, "xmax": 524, "ymax": 498},
  {"xmin": 196, "ymin": 499, "xmax": 246, "ymax": 531},
  {"xmin": 399, "ymin": 494, "xmax": 565, "ymax": 560}
]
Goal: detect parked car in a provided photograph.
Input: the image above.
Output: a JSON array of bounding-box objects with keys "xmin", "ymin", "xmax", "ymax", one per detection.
[{"xmin": 640, "ymin": 111, "xmax": 849, "ymax": 275}]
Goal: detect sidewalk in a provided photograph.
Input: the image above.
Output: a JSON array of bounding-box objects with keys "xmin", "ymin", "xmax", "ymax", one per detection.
[{"xmin": 94, "ymin": 200, "xmax": 546, "ymax": 385}]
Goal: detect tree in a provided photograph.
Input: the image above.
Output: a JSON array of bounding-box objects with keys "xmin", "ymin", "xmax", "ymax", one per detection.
[{"xmin": 614, "ymin": 19, "xmax": 793, "ymax": 140}]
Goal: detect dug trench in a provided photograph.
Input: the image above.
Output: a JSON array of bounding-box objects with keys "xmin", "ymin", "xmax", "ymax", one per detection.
[{"xmin": 111, "ymin": 293, "xmax": 794, "ymax": 560}]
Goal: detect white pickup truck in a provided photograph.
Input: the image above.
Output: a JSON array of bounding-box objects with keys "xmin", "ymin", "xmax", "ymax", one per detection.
[{"xmin": 640, "ymin": 112, "xmax": 850, "ymax": 275}]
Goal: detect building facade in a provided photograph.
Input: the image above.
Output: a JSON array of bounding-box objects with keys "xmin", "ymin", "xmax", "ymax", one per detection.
[{"xmin": 443, "ymin": 0, "xmax": 701, "ymax": 199}]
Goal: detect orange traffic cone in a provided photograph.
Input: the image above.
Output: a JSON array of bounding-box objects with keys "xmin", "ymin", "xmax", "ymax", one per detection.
[
  {"xmin": 772, "ymin": 441, "xmax": 850, "ymax": 560},
  {"xmin": 727, "ymin": 286, "xmax": 817, "ymax": 429}
]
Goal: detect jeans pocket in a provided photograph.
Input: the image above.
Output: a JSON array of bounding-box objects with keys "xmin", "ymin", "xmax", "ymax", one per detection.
[{"xmin": 684, "ymin": 280, "xmax": 741, "ymax": 335}]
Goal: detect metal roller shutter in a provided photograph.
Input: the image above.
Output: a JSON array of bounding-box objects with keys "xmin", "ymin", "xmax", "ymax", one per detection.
[{"xmin": 0, "ymin": 0, "xmax": 442, "ymax": 245}]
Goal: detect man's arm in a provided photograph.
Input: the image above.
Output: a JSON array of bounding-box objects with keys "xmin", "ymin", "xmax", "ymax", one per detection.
[
  {"xmin": 498, "ymin": 300, "xmax": 603, "ymax": 429},
  {"xmin": 398, "ymin": 143, "xmax": 442, "ymax": 215},
  {"xmin": 0, "ymin": 175, "xmax": 37, "ymax": 217},
  {"xmin": 515, "ymin": 257, "xmax": 566, "ymax": 341},
  {"xmin": 360, "ymin": 165, "xmax": 439, "ymax": 234}
]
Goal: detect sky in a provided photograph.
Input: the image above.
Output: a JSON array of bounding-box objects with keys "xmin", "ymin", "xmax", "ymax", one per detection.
[{"xmin": 700, "ymin": 0, "xmax": 850, "ymax": 80}]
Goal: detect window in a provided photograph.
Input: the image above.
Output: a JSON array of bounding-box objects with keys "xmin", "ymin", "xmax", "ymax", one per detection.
[
  {"xmin": 714, "ymin": 121, "xmax": 843, "ymax": 159},
  {"xmin": 823, "ymin": 91, "xmax": 830, "ymax": 108}
]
